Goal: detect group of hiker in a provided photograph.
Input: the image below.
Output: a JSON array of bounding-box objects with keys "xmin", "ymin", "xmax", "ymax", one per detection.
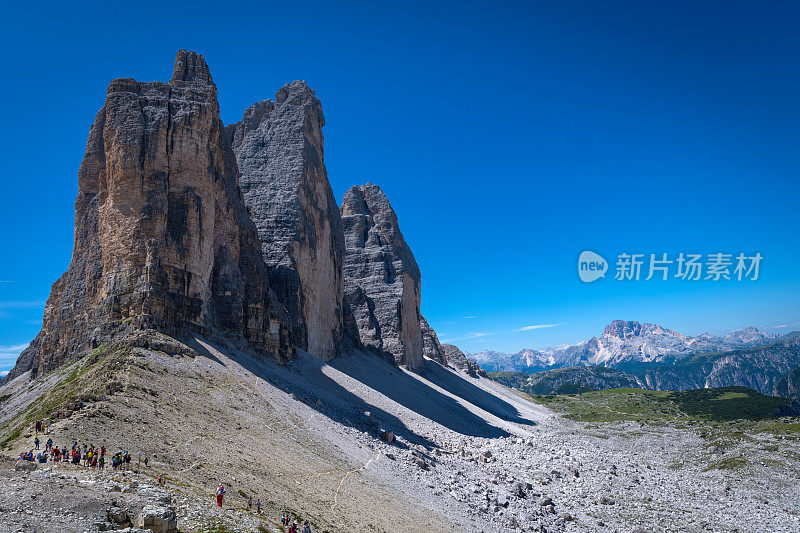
[
  {"xmin": 20, "ymin": 436, "xmax": 136, "ymax": 471},
  {"xmin": 280, "ymin": 513, "xmax": 313, "ymax": 533},
  {"xmin": 19, "ymin": 420, "xmax": 144, "ymax": 473},
  {"xmin": 215, "ymin": 484, "xmax": 312, "ymax": 532},
  {"xmin": 27, "ymin": 420, "xmax": 313, "ymax": 531}
]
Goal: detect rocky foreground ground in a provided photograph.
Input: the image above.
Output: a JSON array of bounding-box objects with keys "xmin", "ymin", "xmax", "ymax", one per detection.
[{"xmin": 1, "ymin": 334, "xmax": 799, "ymax": 532}]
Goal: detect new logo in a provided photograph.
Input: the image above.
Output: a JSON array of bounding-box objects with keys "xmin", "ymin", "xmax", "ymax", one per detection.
[{"xmin": 578, "ymin": 251, "xmax": 607, "ymax": 283}]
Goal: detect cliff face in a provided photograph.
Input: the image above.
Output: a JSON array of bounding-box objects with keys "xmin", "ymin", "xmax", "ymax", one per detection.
[
  {"xmin": 7, "ymin": 50, "xmax": 290, "ymax": 380},
  {"xmin": 441, "ymin": 344, "xmax": 487, "ymax": 377},
  {"xmin": 341, "ymin": 184, "xmax": 423, "ymax": 370},
  {"xmin": 7, "ymin": 51, "xmax": 455, "ymax": 381},
  {"xmin": 420, "ymin": 316, "xmax": 446, "ymax": 365},
  {"xmin": 228, "ymin": 82, "xmax": 345, "ymax": 361}
]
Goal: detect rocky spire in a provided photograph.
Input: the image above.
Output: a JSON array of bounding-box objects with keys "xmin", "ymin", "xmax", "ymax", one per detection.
[
  {"xmin": 6, "ymin": 50, "xmax": 290, "ymax": 380},
  {"xmin": 228, "ymin": 80, "xmax": 346, "ymax": 361},
  {"xmin": 170, "ymin": 49, "xmax": 213, "ymax": 84},
  {"xmin": 341, "ymin": 184, "xmax": 424, "ymax": 370}
]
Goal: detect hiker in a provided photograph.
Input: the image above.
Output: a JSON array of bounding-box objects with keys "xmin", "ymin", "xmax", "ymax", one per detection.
[
  {"xmin": 248, "ymin": 497, "xmax": 253, "ymax": 510},
  {"xmin": 256, "ymin": 499, "xmax": 261, "ymax": 514},
  {"xmin": 99, "ymin": 455, "xmax": 105, "ymax": 469},
  {"xmin": 216, "ymin": 484, "xmax": 226, "ymax": 507},
  {"xmin": 302, "ymin": 520, "xmax": 312, "ymax": 533},
  {"xmin": 34, "ymin": 436, "xmax": 40, "ymax": 450},
  {"xmin": 124, "ymin": 451, "xmax": 131, "ymax": 470},
  {"xmin": 288, "ymin": 521, "xmax": 299, "ymax": 533},
  {"xmin": 143, "ymin": 456, "xmax": 149, "ymax": 468},
  {"xmin": 100, "ymin": 445, "xmax": 106, "ymax": 457},
  {"xmin": 158, "ymin": 475, "xmax": 165, "ymax": 486},
  {"xmin": 46, "ymin": 438, "xmax": 53, "ymax": 451}
]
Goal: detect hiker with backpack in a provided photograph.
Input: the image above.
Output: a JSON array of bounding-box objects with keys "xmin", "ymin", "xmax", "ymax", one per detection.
[{"xmin": 216, "ymin": 484, "xmax": 226, "ymax": 507}]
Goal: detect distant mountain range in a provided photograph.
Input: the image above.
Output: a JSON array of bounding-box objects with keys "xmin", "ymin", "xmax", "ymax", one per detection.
[
  {"xmin": 470, "ymin": 320, "xmax": 780, "ymax": 372},
  {"xmin": 475, "ymin": 321, "xmax": 800, "ymax": 401},
  {"xmin": 490, "ymin": 335, "xmax": 800, "ymax": 401}
]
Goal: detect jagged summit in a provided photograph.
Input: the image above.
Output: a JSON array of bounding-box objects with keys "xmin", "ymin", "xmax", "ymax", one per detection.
[
  {"xmin": 6, "ymin": 50, "xmax": 448, "ymax": 380},
  {"xmin": 7, "ymin": 50, "xmax": 291, "ymax": 381},
  {"xmin": 471, "ymin": 321, "xmax": 783, "ymax": 373},
  {"xmin": 341, "ymin": 183, "xmax": 424, "ymax": 369},
  {"xmin": 170, "ymin": 49, "xmax": 213, "ymax": 84},
  {"xmin": 228, "ymin": 77, "xmax": 345, "ymax": 361}
]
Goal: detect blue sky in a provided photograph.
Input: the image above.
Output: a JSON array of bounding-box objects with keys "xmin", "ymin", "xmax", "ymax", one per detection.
[{"xmin": 1, "ymin": 1, "xmax": 799, "ymax": 371}]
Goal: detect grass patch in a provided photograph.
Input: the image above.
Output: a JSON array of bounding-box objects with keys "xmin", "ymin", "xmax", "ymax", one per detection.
[
  {"xmin": 713, "ymin": 392, "xmax": 750, "ymax": 401},
  {"xmin": 0, "ymin": 343, "xmax": 122, "ymax": 450},
  {"xmin": 704, "ymin": 456, "xmax": 748, "ymax": 471},
  {"xmin": 528, "ymin": 386, "xmax": 794, "ymax": 423},
  {"xmin": 529, "ymin": 388, "xmax": 677, "ymax": 423},
  {"xmin": 0, "ymin": 426, "xmax": 23, "ymax": 450},
  {"xmin": 670, "ymin": 387, "xmax": 789, "ymax": 420}
]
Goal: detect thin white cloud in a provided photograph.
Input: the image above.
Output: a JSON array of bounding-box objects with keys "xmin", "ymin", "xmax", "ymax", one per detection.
[
  {"xmin": 440, "ymin": 332, "xmax": 492, "ymax": 342},
  {"xmin": 0, "ymin": 300, "xmax": 45, "ymax": 309},
  {"xmin": 0, "ymin": 370, "xmax": 8, "ymax": 377},
  {"xmin": 773, "ymin": 322, "xmax": 800, "ymax": 328},
  {"xmin": 0, "ymin": 343, "xmax": 29, "ymax": 367},
  {"xmin": 462, "ymin": 315, "xmax": 477, "ymax": 319},
  {"xmin": 514, "ymin": 323, "xmax": 562, "ymax": 332},
  {"xmin": 0, "ymin": 280, "xmax": 13, "ymax": 283}
]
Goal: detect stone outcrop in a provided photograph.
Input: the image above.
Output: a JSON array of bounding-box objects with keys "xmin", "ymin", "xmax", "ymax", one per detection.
[
  {"xmin": 442, "ymin": 344, "xmax": 486, "ymax": 377},
  {"xmin": 420, "ymin": 316, "xmax": 446, "ymax": 365},
  {"xmin": 341, "ymin": 184, "xmax": 424, "ymax": 370},
  {"xmin": 7, "ymin": 50, "xmax": 290, "ymax": 380},
  {"xmin": 228, "ymin": 82, "xmax": 345, "ymax": 361},
  {"xmin": 7, "ymin": 50, "xmax": 455, "ymax": 381}
]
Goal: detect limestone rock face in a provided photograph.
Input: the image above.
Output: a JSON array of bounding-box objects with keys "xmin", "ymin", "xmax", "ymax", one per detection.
[
  {"xmin": 420, "ymin": 316, "xmax": 446, "ymax": 365},
  {"xmin": 8, "ymin": 50, "xmax": 290, "ymax": 380},
  {"xmin": 341, "ymin": 184, "xmax": 423, "ymax": 370},
  {"xmin": 228, "ymin": 82, "xmax": 345, "ymax": 361},
  {"xmin": 441, "ymin": 344, "xmax": 487, "ymax": 377}
]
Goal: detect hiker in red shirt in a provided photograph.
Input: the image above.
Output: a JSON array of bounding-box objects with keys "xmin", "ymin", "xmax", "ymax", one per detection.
[{"xmin": 216, "ymin": 484, "xmax": 226, "ymax": 507}]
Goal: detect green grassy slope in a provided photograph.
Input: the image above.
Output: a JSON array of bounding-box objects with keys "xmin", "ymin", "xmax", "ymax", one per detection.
[{"xmin": 528, "ymin": 386, "xmax": 795, "ymax": 423}]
